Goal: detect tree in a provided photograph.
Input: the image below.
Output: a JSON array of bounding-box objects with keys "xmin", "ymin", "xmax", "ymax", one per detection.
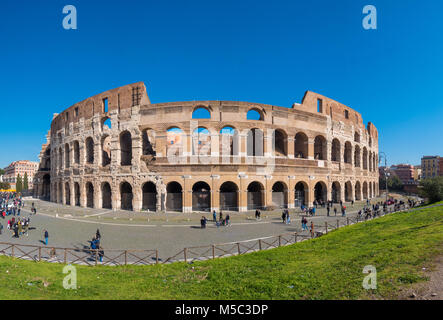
[
  {"xmin": 419, "ymin": 177, "xmax": 443, "ymax": 204},
  {"xmin": 16, "ymin": 174, "xmax": 22, "ymax": 193},
  {"xmin": 0, "ymin": 182, "xmax": 10, "ymax": 190},
  {"xmin": 387, "ymin": 174, "xmax": 403, "ymax": 191},
  {"xmin": 23, "ymin": 172, "xmax": 29, "ymax": 191},
  {"xmin": 0, "ymin": 168, "xmax": 5, "ymax": 175}
]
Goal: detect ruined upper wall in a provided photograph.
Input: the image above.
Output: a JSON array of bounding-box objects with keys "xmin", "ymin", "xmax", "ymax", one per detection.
[
  {"xmin": 298, "ymin": 91, "xmax": 378, "ymax": 140},
  {"xmin": 51, "ymin": 82, "xmax": 149, "ymax": 133}
]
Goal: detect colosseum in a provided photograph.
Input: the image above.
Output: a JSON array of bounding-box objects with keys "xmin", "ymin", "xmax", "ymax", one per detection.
[{"xmin": 33, "ymin": 82, "xmax": 379, "ymax": 213}]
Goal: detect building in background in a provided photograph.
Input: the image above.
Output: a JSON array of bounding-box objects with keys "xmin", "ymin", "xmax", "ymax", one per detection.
[
  {"xmin": 390, "ymin": 164, "xmax": 415, "ymax": 184},
  {"xmin": 3, "ymin": 160, "xmax": 39, "ymax": 190},
  {"xmin": 413, "ymin": 165, "xmax": 422, "ymax": 181},
  {"xmin": 440, "ymin": 158, "xmax": 443, "ymax": 177},
  {"xmin": 421, "ymin": 156, "xmax": 440, "ymax": 179}
]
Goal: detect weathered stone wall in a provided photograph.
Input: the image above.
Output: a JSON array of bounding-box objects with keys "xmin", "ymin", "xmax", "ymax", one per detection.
[{"xmin": 33, "ymin": 82, "xmax": 380, "ymax": 212}]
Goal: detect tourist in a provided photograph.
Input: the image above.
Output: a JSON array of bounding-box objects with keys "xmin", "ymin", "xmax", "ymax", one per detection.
[
  {"xmin": 281, "ymin": 210, "xmax": 286, "ymax": 223},
  {"xmin": 200, "ymin": 216, "xmax": 207, "ymax": 229},
  {"xmin": 212, "ymin": 210, "xmax": 217, "ymax": 222},
  {"xmin": 334, "ymin": 207, "xmax": 337, "ymax": 216},
  {"xmin": 44, "ymin": 229, "xmax": 49, "ymax": 245},
  {"xmin": 255, "ymin": 209, "xmax": 259, "ymax": 220},
  {"xmin": 286, "ymin": 212, "xmax": 291, "ymax": 224},
  {"xmin": 96, "ymin": 229, "xmax": 101, "ymax": 240},
  {"xmin": 219, "ymin": 211, "xmax": 223, "ymax": 222},
  {"xmin": 225, "ymin": 214, "xmax": 230, "ymax": 226},
  {"xmin": 98, "ymin": 245, "xmax": 104, "ymax": 263},
  {"xmin": 312, "ymin": 206, "xmax": 316, "ymax": 216},
  {"xmin": 327, "ymin": 206, "xmax": 330, "ymax": 217},
  {"xmin": 310, "ymin": 221, "xmax": 315, "ymax": 238},
  {"xmin": 0, "ymin": 222, "xmax": 3, "ymax": 235},
  {"xmin": 342, "ymin": 206, "xmax": 346, "ymax": 217}
]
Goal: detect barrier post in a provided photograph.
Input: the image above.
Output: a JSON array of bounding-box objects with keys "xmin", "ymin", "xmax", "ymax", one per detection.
[
  {"xmin": 237, "ymin": 243, "xmax": 241, "ymax": 255},
  {"xmin": 325, "ymin": 222, "xmax": 328, "ymax": 234},
  {"xmin": 184, "ymin": 248, "xmax": 187, "ymax": 263},
  {"xmin": 64, "ymin": 249, "xmax": 67, "ymax": 264},
  {"xmin": 347, "ymin": 217, "xmax": 349, "ymax": 225},
  {"xmin": 155, "ymin": 250, "xmax": 158, "ymax": 264},
  {"xmin": 38, "ymin": 247, "xmax": 41, "ymax": 261},
  {"xmin": 11, "ymin": 244, "xmax": 14, "ymax": 258},
  {"xmin": 212, "ymin": 245, "xmax": 215, "ymax": 259},
  {"xmin": 294, "ymin": 232, "xmax": 297, "ymax": 243},
  {"xmin": 278, "ymin": 235, "xmax": 281, "ymax": 247},
  {"xmin": 258, "ymin": 239, "xmax": 262, "ymax": 250},
  {"xmin": 124, "ymin": 250, "xmax": 127, "ymax": 265},
  {"xmin": 337, "ymin": 219, "xmax": 339, "ymax": 229}
]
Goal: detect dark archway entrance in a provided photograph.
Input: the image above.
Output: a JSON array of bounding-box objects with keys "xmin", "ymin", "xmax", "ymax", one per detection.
[
  {"xmin": 272, "ymin": 182, "xmax": 288, "ymax": 208},
  {"xmin": 166, "ymin": 182, "xmax": 182, "ymax": 212},
  {"xmin": 102, "ymin": 182, "xmax": 112, "ymax": 209},
  {"xmin": 295, "ymin": 182, "xmax": 307, "ymax": 207},
  {"xmin": 120, "ymin": 182, "xmax": 133, "ymax": 211},
  {"xmin": 314, "ymin": 182, "xmax": 327, "ymax": 202},
  {"xmin": 192, "ymin": 181, "xmax": 211, "ymax": 212},
  {"xmin": 142, "ymin": 182, "xmax": 157, "ymax": 211},
  {"xmin": 219, "ymin": 181, "xmax": 238, "ymax": 211},
  {"xmin": 86, "ymin": 182, "xmax": 94, "ymax": 208},
  {"xmin": 247, "ymin": 181, "xmax": 264, "ymax": 210}
]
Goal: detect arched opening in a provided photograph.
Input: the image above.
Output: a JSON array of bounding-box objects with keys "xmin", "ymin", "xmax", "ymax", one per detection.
[
  {"xmin": 85, "ymin": 137, "xmax": 94, "ymax": 164},
  {"xmin": 58, "ymin": 182, "xmax": 62, "ymax": 204},
  {"xmin": 101, "ymin": 135, "xmax": 111, "ymax": 166},
  {"xmin": 102, "ymin": 117, "xmax": 111, "ymax": 130},
  {"xmin": 273, "ymin": 129, "xmax": 287, "ymax": 156},
  {"xmin": 166, "ymin": 127, "xmax": 184, "ymax": 157},
  {"xmin": 247, "ymin": 128, "xmax": 264, "ymax": 156},
  {"xmin": 102, "ymin": 182, "xmax": 112, "ymax": 209},
  {"xmin": 86, "ymin": 182, "xmax": 94, "ymax": 208},
  {"xmin": 65, "ymin": 182, "xmax": 70, "ymax": 205},
  {"xmin": 192, "ymin": 107, "xmax": 211, "ymax": 119},
  {"xmin": 369, "ymin": 152, "xmax": 373, "ymax": 171},
  {"xmin": 58, "ymin": 147, "xmax": 63, "ymax": 169},
  {"xmin": 331, "ymin": 139, "xmax": 341, "ymax": 162},
  {"xmin": 166, "ymin": 181, "xmax": 183, "ymax": 212},
  {"xmin": 345, "ymin": 181, "xmax": 353, "ymax": 202},
  {"xmin": 220, "ymin": 126, "xmax": 239, "ymax": 156},
  {"xmin": 314, "ymin": 181, "xmax": 327, "ymax": 202},
  {"xmin": 64, "ymin": 143, "xmax": 70, "ymax": 168},
  {"xmin": 344, "ymin": 141, "xmax": 352, "ymax": 164},
  {"xmin": 314, "ymin": 135, "xmax": 327, "ymax": 160},
  {"xmin": 295, "ymin": 182, "xmax": 308, "ymax": 207},
  {"xmin": 142, "ymin": 182, "xmax": 157, "ymax": 211},
  {"xmin": 272, "ymin": 182, "xmax": 288, "ymax": 208},
  {"xmin": 294, "ymin": 132, "xmax": 308, "ymax": 159},
  {"xmin": 74, "ymin": 182, "xmax": 80, "ymax": 206},
  {"xmin": 219, "ymin": 181, "xmax": 238, "ymax": 211},
  {"xmin": 120, "ymin": 182, "xmax": 133, "ymax": 211},
  {"xmin": 355, "ymin": 181, "xmax": 362, "ymax": 200},
  {"xmin": 246, "ymin": 108, "xmax": 263, "ymax": 121},
  {"xmin": 142, "ymin": 129, "xmax": 156, "ymax": 156},
  {"xmin": 192, "ymin": 127, "xmax": 211, "ymax": 156},
  {"xmin": 73, "ymin": 141, "xmax": 80, "ymax": 164},
  {"xmin": 363, "ymin": 147, "xmax": 368, "ymax": 170},
  {"xmin": 120, "ymin": 131, "xmax": 132, "ymax": 165},
  {"xmin": 247, "ymin": 181, "xmax": 264, "ymax": 210},
  {"xmin": 354, "ymin": 132, "xmax": 360, "ymax": 143},
  {"xmin": 192, "ymin": 181, "xmax": 211, "ymax": 212},
  {"xmin": 363, "ymin": 181, "xmax": 368, "ymax": 199},
  {"xmin": 42, "ymin": 174, "xmax": 50, "ymax": 200},
  {"xmin": 331, "ymin": 181, "xmax": 341, "ymax": 203},
  {"xmin": 354, "ymin": 145, "xmax": 361, "ymax": 167}
]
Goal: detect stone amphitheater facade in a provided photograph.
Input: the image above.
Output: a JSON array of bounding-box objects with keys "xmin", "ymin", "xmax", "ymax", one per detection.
[{"xmin": 33, "ymin": 82, "xmax": 379, "ymax": 212}]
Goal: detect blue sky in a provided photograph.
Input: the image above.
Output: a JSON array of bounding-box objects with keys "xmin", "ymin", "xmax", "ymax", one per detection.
[{"xmin": 0, "ymin": 0, "xmax": 442, "ymax": 168}]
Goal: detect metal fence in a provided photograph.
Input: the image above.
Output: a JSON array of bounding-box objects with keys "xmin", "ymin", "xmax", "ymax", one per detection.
[{"xmin": 0, "ymin": 206, "xmax": 408, "ymax": 266}]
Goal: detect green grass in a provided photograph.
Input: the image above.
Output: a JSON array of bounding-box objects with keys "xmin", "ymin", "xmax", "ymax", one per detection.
[{"xmin": 1, "ymin": 204, "xmax": 442, "ymax": 300}]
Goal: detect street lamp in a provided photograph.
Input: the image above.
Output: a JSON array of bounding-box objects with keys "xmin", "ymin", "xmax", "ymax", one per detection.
[{"xmin": 379, "ymin": 152, "xmax": 388, "ymax": 204}]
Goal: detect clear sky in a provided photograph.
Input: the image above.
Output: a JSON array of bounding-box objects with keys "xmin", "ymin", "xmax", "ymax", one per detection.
[{"xmin": 0, "ymin": 0, "xmax": 442, "ymax": 168}]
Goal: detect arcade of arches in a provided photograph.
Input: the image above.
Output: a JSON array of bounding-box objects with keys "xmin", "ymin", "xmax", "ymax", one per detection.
[{"xmin": 48, "ymin": 178, "xmax": 379, "ymax": 212}]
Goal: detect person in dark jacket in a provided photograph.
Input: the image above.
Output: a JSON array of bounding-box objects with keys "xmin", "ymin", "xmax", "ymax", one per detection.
[{"xmin": 44, "ymin": 230, "xmax": 49, "ymax": 245}]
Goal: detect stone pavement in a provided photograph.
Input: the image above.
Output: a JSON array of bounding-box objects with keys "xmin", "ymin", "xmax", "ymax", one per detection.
[{"xmin": 0, "ymin": 194, "xmax": 413, "ymax": 262}]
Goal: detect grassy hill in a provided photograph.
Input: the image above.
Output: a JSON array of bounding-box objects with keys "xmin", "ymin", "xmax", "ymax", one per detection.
[{"xmin": 0, "ymin": 203, "xmax": 442, "ymax": 300}]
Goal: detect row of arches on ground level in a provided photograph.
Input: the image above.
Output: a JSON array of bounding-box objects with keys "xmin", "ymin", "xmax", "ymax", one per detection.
[
  {"xmin": 54, "ymin": 128, "xmax": 378, "ymax": 171},
  {"xmin": 52, "ymin": 180, "xmax": 378, "ymax": 212}
]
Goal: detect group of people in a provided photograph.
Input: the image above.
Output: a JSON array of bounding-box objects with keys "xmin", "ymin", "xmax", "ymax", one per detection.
[
  {"xmin": 200, "ymin": 211, "xmax": 231, "ymax": 228},
  {"xmin": 6, "ymin": 217, "xmax": 31, "ymax": 238},
  {"xmin": 0, "ymin": 192, "xmax": 24, "ymax": 219},
  {"xmin": 281, "ymin": 209, "xmax": 291, "ymax": 224}
]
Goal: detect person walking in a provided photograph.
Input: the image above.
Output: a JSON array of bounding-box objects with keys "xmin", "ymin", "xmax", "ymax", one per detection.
[
  {"xmin": 286, "ymin": 211, "xmax": 291, "ymax": 224},
  {"xmin": 212, "ymin": 210, "xmax": 217, "ymax": 222},
  {"xmin": 96, "ymin": 229, "xmax": 101, "ymax": 240},
  {"xmin": 281, "ymin": 210, "xmax": 286, "ymax": 223},
  {"xmin": 219, "ymin": 211, "xmax": 223, "ymax": 223},
  {"xmin": 0, "ymin": 222, "xmax": 3, "ymax": 235},
  {"xmin": 310, "ymin": 221, "xmax": 315, "ymax": 238},
  {"xmin": 327, "ymin": 206, "xmax": 330, "ymax": 217},
  {"xmin": 200, "ymin": 216, "xmax": 207, "ymax": 229},
  {"xmin": 44, "ymin": 230, "xmax": 49, "ymax": 245},
  {"xmin": 334, "ymin": 207, "xmax": 337, "ymax": 216}
]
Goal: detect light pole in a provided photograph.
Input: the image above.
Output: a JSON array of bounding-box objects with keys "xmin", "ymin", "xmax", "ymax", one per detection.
[{"xmin": 379, "ymin": 152, "xmax": 388, "ymax": 204}]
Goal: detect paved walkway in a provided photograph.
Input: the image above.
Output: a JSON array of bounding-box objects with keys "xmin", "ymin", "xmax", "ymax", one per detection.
[{"xmin": 0, "ymin": 194, "xmax": 417, "ymax": 261}]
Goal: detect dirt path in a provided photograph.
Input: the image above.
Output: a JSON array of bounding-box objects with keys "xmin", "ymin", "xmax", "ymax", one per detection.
[{"xmin": 398, "ymin": 255, "xmax": 443, "ymax": 300}]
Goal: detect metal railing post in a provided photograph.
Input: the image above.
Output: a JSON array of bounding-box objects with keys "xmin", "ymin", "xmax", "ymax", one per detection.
[
  {"xmin": 325, "ymin": 222, "xmax": 328, "ymax": 234},
  {"xmin": 184, "ymin": 248, "xmax": 187, "ymax": 263}
]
